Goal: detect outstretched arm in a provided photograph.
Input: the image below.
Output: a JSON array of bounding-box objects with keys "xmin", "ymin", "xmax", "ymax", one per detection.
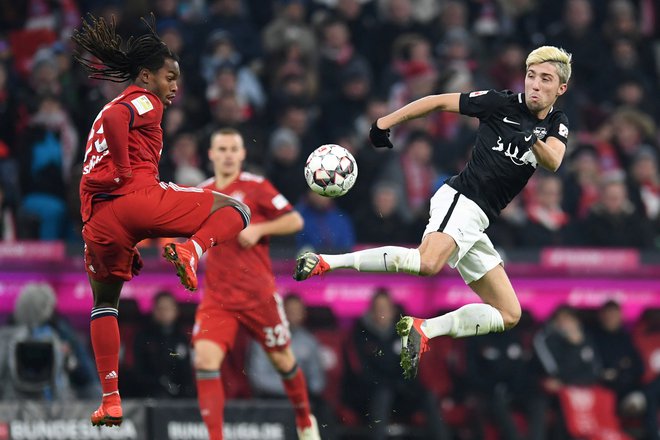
[{"xmin": 376, "ymin": 93, "xmax": 461, "ymax": 130}]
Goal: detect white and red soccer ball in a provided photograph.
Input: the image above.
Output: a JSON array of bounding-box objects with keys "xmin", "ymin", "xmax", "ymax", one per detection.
[{"xmin": 304, "ymin": 144, "xmax": 358, "ymax": 197}]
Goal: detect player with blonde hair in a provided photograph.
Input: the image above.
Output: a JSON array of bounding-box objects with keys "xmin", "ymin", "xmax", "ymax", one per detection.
[{"xmin": 295, "ymin": 46, "xmax": 572, "ymax": 379}]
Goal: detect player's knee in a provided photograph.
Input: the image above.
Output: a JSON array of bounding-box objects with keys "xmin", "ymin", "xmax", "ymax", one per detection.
[
  {"xmin": 501, "ymin": 303, "xmax": 522, "ymax": 330},
  {"xmin": 193, "ymin": 345, "xmax": 224, "ymax": 371},
  {"xmin": 268, "ymin": 348, "xmax": 295, "ymax": 373},
  {"xmin": 418, "ymin": 258, "xmax": 443, "ymax": 276}
]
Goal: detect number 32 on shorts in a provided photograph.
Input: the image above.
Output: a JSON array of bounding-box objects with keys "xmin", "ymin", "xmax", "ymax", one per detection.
[{"xmin": 263, "ymin": 324, "xmax": 290, "ymax": 347}]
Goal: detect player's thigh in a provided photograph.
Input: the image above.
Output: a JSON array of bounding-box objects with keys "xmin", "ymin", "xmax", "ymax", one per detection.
[
  {"xmin": 462, "ymin": 239, "xmax": 521, "ymax": 328},
  {"xmin": 111, "ymin": 184, "xmax": 215, "ymax": 238},
  {"xmin": 192, "ymin": 305, "xmax": 240, "ymax": 370},
  {"xmin": 239, "ymin": 293, "xmax": 291, "ymax": 352},
  {"xmin": 418, "ymin": 232, "xmax": 457, "ymax": 275},
  {"xmin": 420, "ymin": 185, "xmax": 487, "ymax": 275},
  {"xmin": 83, "ymin": 201, "xmax": 137, "ymax": 283}
]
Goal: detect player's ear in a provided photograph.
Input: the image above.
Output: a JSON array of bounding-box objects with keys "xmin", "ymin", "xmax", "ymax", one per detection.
[
  {"xmin": 137, "ymin": 67, "xmax": 151, "ymax": 84},
  {"xmin": 557, "ymin": 83, "xmax": 568, "ymax": 96}
]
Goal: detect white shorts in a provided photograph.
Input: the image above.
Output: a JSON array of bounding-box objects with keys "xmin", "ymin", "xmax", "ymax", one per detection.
[{"xmin": 422, "ymin": 184, "xmax": 503, "ymax": 284}]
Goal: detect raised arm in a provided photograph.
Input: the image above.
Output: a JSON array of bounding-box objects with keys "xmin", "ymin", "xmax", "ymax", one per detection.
[
  {"xmin": 377, "ymin": 93, "xmax": 461, "ymax": 130},
  {"xmin": 531, "ymin": 136, "xmax": 566, "ymax": 172}
]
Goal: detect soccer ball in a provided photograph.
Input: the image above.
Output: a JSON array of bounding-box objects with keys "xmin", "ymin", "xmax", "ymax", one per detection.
[{"xmin": 304, "ymin": 144, "xmax": 358, "ymax": 197}]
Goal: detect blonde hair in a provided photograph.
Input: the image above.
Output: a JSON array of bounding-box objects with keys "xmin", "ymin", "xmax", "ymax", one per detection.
[{"xmin": 526, "ymin": 46, "xmax": 572, "ymax": 84}]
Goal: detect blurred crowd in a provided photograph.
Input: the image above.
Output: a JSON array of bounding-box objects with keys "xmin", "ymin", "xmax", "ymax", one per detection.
[
  {"xmin": 0, "ymin": 0, "xmax": 659, "ymax": 252},
  {"xmin": 3, "ymin": 281, "xmax": 660, "ymax": 439}
]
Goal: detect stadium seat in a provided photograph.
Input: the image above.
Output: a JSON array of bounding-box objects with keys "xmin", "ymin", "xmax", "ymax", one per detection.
[
  {"xmin": 558, "ymin": 386, "xmax": 633, "ymax": 440},
  {"xmin": 312, "ymin": 327, "xmax": 346, "ymax": 411},
  {"xmin": 117, "ymin": 298, "xmax": 143, "ymax": 370},
  {"xmin": 633, "ymin": 309, "xmax": 660, "ymax": 384}
]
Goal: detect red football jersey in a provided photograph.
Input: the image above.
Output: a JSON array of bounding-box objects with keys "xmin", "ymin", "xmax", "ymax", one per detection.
[
  {"xmin": 201, "ymin": 172, "xmax": 293, "ymax": 310},
  {"xmin": 80, "ymin": 85, "xmax": 164, "ymax": 222}
]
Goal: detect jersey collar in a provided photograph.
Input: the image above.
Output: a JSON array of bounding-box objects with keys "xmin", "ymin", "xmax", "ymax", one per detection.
[{"xmin": 518, "ymin": 93, "xmax": 553, "ymax": 121}]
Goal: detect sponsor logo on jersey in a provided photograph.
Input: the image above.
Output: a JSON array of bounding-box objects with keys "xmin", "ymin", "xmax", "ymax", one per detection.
[
  {"xmin": 533, "ymin": 127, "xmax": 547, "ymax": 139},
  {"xmin": 492, "ymin": 136, "xmax": 537, "ymax": 167},
  {"xmin": 131, "ymin": 95, "xmax": 154, "ymax": 115},
  {"xmin": 559, "ymin": 123, "xmax": 569, "ymax": 138},
  {"xmin": 503, "ymin": 117, "xmax": 520, "ymax": 125},
  {"xmin": 469, "ymin": 90, "xmax": 488, "ymax": 98},
  {"xmin": 82, "ymin": 150, "xmax": 110, "ymax": 174}
]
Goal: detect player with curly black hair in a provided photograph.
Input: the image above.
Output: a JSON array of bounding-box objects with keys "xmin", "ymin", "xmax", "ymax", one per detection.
[{"xmin": 73, "ymin": 14, "xmax": 250, "ymax": 427}]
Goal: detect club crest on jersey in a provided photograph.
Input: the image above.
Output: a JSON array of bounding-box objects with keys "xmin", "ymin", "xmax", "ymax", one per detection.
[
  {"xmin": 533, "ymin": 127, "xmax": 547, "ymax": 140},
  {"xmin": 492, "ymin": 136, "xmax": 537, "ymax": 168},
  {"xmin": 230, "ymin": 191, "xmax": 245, "ymax": 202}
]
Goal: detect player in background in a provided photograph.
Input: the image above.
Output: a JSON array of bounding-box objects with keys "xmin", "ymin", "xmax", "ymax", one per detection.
[
  {"xmin": 72, "ymin": 16, "xmax": 250, "ymax": 427},
  {"xmin": 295, "ymin": 46, "xmax": 572, "ymax": 379},
  {"xmin": 193, "ymin": 128, "xmax": 321, "ymax": 440}
]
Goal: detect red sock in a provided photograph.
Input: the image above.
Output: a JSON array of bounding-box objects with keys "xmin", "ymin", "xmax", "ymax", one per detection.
[
  {"xmin": 90, "ymin": 310, "xmax": 120, "ymax": 397},
  {"xmin": 191, "ymin": 206, "xmax": 247, "ymax": 253},
  {"xmin": 282, "ymin": 365, "xmax": 312, "ymax": 428},
  {"xmin": 196, "ymin": 370, "xmax": 224, "ymax": 440}
]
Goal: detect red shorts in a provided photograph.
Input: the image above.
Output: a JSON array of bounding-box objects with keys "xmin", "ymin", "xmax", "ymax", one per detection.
[
  {"xmin": 192, "ymin": 293, "xmax": 291, "ymax": 353},
  {"xmin": 83, "ymin": 182, "xmax": 215, "ymax": 283}
]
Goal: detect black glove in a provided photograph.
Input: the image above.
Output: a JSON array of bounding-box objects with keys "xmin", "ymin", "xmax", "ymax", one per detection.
[
  {"xmin": 510, "ymin": 131, "xmax": 537, "ymax": 150},
  {"xmin": 369, "ymin": 121, "xmax": 394, "ymax": 149}
]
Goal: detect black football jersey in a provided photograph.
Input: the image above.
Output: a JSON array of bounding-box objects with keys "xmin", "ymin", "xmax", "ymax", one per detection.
[{"xmin": 446, "ymin": 90, "xmax": 569, "ymax": 222}]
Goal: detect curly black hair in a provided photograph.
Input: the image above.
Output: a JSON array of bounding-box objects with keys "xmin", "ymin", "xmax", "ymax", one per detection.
[{"xmin": 72, "ymin": 13, "xmax": 179, "ymax": 83}]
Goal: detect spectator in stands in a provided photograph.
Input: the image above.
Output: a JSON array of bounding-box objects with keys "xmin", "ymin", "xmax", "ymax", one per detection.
[
  {"xmin": 353, "ymin": 181, "xmax": 411, "ymax": 244},
  {"xmin": 296, "ymin": 189, "xmax": 355, "ymax": 253},
  {"xmin": 466, "ymin": 312, "xmax": 547, "ymax": 440},
  {"xmin": 0, "ymin": 282, "xmax": 98, "ymax": 401},
  {"xmin": 592, "ymin": 301, "xmax": 645, "ymax": 411},
  {"xmin": 18, "ymin": 95, "xmax": 78, "ymax": 240},
  {"xmin": 203, "ymin": 0, "xmax": 260, "ymax": 63},
  {"xmin": 379, "ymin": 130, "xmax": 438, "ymax": 228},
  {"xmin": 577, "ymin": 172, "xmax": 655, "ymax": 248},
  {"xmin": 626, "ymin": 147, "xmax": 660, "ymax": 244},
  {"xmin": 247, "ymin": 293, "xmax": 335, "ymax": 437},
  {"xmin": 522, "ymin": 174, "xmax": 570, "ymax": 247},
  {"xmin": 169, "ymin": 132, "xmax": 206, "ymax": 187},
  {"xmin": 0, "ymin": 185, "xmax": 16, "ymax": 241},
  {"xmin": 201, "ymin": 31, "xmax": 266, "ymax": 114},
  {"xmin": 533, "ymin": 305, "xmax": 603, "ymax": 439},
  {"xmin": 266, "ymin": 127, "xmax": 306, "ymax": 206},
  {"xmin": 262, "ymin": 0, "xmax": 317, "ymax": 63},
  {"xmin": 610, "ymin": 108, "xmax": 657, "ymax": 171},
  {"xmin": 562, "ymin": 144, "xmax": 602, "ymax": 220},
  {"xmin": 342, "ymin": 288, "xmax": 450, "ymax": 440},
  {"xmin": 133, "ymin": 291, "xmax": 194, "ymax": 398},
  {"xmin": 534, "ymin": 305, "xmax": 602, "ymax": 388},
  {"xmin": 488, "ymin": 196, "xmax": 527, "ymax": 250}
]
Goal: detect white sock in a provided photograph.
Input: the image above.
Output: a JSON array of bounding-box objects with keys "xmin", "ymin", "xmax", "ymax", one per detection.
[
  {"xmin": 321, "ymin": 246, "xmax": 421, "ymax": 275},
  {"xmin": 191, "ymin": 240, "xmax": 203, "ymax": 259},
  {"xmin": 420, "ymin": 304, "xmax": 505, "ymax": 338}
]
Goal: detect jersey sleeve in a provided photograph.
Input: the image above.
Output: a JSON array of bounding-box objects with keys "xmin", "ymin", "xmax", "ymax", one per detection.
[
  {"xmin": 459, "ymin": 89, "xmax": 511, "ymax": 119},
  {"xmin": 547, "ymin": 110, "xmax": 569, "ymax": 145},
  {"xmin": 102, "ymin": 104, "xmax": 132, "ymax": 177},
  {"xmin": 256, "ymin": 179, "xmax": 293, "ymax": 220},
  {"xmin": 122, "ymin": 93, "xmax": 163, "ymax": 128}
]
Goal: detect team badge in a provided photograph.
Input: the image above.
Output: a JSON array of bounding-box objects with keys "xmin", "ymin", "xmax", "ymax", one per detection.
[{"xmin": 533, "ymin": 127, "xmax": 547, "ymax": 140}]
